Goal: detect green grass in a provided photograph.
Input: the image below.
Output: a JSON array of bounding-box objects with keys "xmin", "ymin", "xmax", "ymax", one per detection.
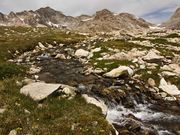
[
  {"xmin": 150, "ymin": 38, "xmax": 180, "ymax": 47},
  {"xmin": 136, "ymin": 67, "xmax": 161, "ymax": 86},
  {"xmin": 0, "ymin": 26, "xmax": 85, "ymax": 61},
  {"xmin": 164, "ymin": 33, "xmax": 180, "ymax": 38},
  {"xmin": 0, "ymin": 78, "xmax": 114, "ymax": 135},
  {"xmin": 91, "ymin": 59, "xmax": 134, "ymax": 71},
  {"xmin": 0, "ymin": 62, "xmax": 26, "ymax": 79},
  {"xmin": 0, "ymin": 26, "xmax": 85, "ymax": 80}
]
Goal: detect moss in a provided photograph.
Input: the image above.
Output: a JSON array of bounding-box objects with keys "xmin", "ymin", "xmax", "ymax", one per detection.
[
  {"xmin": 164, "ymin": 33, "xmax": 180, "ymax": 38},
  {"xmin": 136, "ymin": 67, "xmax": 161, "ymax": 86},
  {"xmin": 92, "ymin": 59, "xmax": 134, "ymax": 71},
  {"xmin": 150, "ymin": 38, "xmax": 180, "ymax": 47},
  {"xmin": 0, "ymin": 62, "xmax": 26, "ymax": 80}
]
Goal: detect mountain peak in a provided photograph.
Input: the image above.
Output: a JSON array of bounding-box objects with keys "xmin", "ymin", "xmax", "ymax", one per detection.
[
  {"xmin": 36, "ymin": 6, "xmax": 63, "ymax": 14},
  {"xmin": 95, "ymin": 9, "xmax": 113, "ymax": 20},
  {"xmin": 96, "ymin": 9, "xmax": 113, "ymax": 15}
]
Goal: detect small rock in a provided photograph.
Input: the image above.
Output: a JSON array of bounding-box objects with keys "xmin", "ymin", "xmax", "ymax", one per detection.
[
  {"xmin": 0, "ymin": 108, "xmax": 5, "ymax": 114},
  {"xmin": 55, "ymin": 54, "xmax": 66, "ymax": 59},
  {"xmin": 28, "ymin": 66, "xmax": 41, "ymax": 74},
  {"xmin": 8, "ymin": 130, "xmax": 17, "ymax": 135},
  {"xmin": 148, "ymin": 78, "xmax": 156, "ymax": 87},
  {"xmin": 104, "ymin": 66, "xmax": 134, "ymax": 78},
  {"xmin": 75, "ymin": 49, "xmax": 90, "ymax": 57},
  {"xmin": 38, "ymin": 42, "xmax": 46, "ymax": 50}
]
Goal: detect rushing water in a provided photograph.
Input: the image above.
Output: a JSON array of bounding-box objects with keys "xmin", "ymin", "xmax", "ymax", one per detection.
[{"xmin": 106, "ymin": 101, "xmax": 180, "ymax": 135}]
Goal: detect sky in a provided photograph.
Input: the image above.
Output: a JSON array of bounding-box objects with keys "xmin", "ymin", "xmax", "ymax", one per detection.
[{"xmin": 0, "ymin": 0, "xmax": 180, "ymax": 24}]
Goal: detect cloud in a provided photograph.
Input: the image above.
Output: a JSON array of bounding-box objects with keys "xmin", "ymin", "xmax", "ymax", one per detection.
[{"xmin": 0, "ymin": 0, "xmax": 180, "ymax": 24}]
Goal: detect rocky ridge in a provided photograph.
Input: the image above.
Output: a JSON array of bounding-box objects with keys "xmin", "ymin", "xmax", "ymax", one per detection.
[{"xmin": 0, "ymin": 7, "xmax": 152, "ymax": 33}]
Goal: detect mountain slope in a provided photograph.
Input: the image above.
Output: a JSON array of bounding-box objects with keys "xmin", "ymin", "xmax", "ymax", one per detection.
[{"xmin": 162, "ymin": 7, "xmax": 180, "ymax": 29}]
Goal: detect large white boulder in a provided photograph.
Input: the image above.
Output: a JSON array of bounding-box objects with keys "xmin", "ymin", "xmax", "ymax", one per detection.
[
  {"xmin": 20, "ymin": 82, "xmax": 77, "ymax": 101},
  {"xmin": 20, "ymin": 82, "xmax": 61, "ymax": 101},
  {"xmin": 159, "ymin": 78, "xmax": 180, "ymax": 96},
  {"xmin": 75, "ymin": 49, "xmax": 90, "ymax": 57},
  {"xmin": 104, "ymin": 66, "xmax": 134, "ymax": 78}
]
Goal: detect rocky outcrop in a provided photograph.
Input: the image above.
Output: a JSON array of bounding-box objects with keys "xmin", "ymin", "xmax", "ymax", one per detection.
[
  {"xmin": 76, "ymin": 9, "xmax": 151, "ymax": 33},
  {"xmin": 162, "ymin": 7, "xmax": 180, "ymax": 29}
]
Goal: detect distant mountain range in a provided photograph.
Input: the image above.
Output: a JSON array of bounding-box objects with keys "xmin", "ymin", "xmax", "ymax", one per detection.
[{"xmin": 0, "ymin": 7, "xmax": 179, "ymax": 32}]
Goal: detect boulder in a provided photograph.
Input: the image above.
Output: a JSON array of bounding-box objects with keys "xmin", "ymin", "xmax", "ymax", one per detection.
[
  {"xmin": 159, "ymin": 78, "xmax": 180, "ymax": 96},
  {"xmin": 142, "ymin": 49, "xmax": 164, "ymax": 62},
  {"xmin": 75, "ymin": 49, "xmax": 89, "ymax": 57},
  {"xmin": 104, "ymin": 66, "xmax": 134, "ymax": 78},
  {"xmin": 20, "ymin": 82, "xmax": 61, "ymax": 101},
  {"xmin": 82, "ymin": 94, "xmax": 107, "ymax": 115},
  {"xmin": 20, "ymin": 82, "xmax": 77, "ymax": 101}
]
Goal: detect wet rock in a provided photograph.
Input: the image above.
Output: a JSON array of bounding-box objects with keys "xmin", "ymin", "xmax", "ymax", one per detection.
[
  {"xmin": 20, "ymin": 82, "xmax": 61, "ymax": 101},
  {"xmin": 159, "ymin": 78, "xmax": 180, "ymax": 96},
  {"xmin": 75, "ymin": 49, "xmax": 89, "ymax": 57},
  {"xmin": 113, "ymin": 117, "xmax": 158, "ymax": 135},
  {"xmin": 77, "ymin": 83, "xmax": 87, "ymax": 94},
  {"xmin": 37, "ymin": 53, "xmax": 50, "ymax": 60},
  {"xmin": 82, "ymin": 94, "xmax": 107, "ymax": 115},
  {"xmin": 104, "ymin": 66, "xmax": 134, "ymax": 78}
]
